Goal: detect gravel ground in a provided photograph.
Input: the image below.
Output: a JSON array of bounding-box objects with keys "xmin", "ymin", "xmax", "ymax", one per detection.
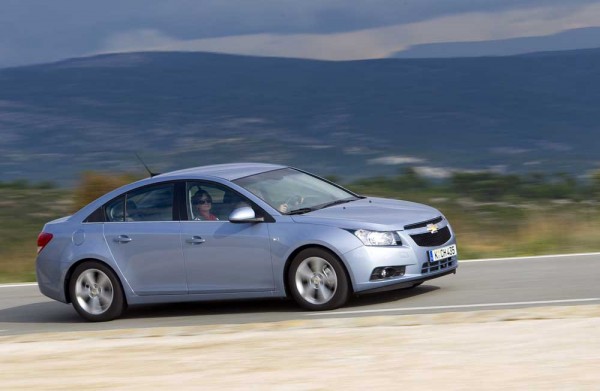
[{"xmin": 2, "ymin": 305, "xmax": 599, "ymax": 390}]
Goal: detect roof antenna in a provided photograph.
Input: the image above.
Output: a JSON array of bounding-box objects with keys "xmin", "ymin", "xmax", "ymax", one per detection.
[{"xmin": 135, "ymin": 153, "xmax": 160, "ymax": 177}]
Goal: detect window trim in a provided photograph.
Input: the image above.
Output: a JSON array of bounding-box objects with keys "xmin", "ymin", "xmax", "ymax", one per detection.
[{"xmin": 83, "ymin": 179, "xmax": 275, "ymax": 223}]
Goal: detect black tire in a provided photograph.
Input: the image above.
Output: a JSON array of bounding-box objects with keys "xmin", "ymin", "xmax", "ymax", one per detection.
[
  {"xmin": 69, "ymin": 261, "xmax": 126, "ymax": 322},
  {"xmin": 288, "ymin": 248, "xmax": 350, "ymax": 311}
]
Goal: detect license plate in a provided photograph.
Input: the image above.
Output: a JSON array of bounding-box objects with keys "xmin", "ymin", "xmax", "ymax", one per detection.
[{"xmin": 428, "ymin": 244, "xmax": 457, "ymax": 262}]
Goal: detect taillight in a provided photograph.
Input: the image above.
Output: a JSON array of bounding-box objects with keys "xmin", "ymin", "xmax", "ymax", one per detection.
[{"xmin": 37, "ymin": 232, "xmax": 53, "ymax": 254}]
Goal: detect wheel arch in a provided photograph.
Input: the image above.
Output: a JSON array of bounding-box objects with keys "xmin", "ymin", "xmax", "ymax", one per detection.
[{"xmin": 282, "ymin": 244, "xmax": 354, "ymax": 298}]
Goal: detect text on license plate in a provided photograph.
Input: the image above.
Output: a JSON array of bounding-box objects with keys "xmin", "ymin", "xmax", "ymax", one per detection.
[{"xmin": 428, "ymin": 244, "xmax": 458, "ymax": 262}]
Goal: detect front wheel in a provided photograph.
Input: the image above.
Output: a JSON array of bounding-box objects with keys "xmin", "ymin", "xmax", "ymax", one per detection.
[
  {"xmin": 288, "ymin": 248, "xmax": 349, "ymax": 310},
  {"xmin": 69, "ymin": 261, "xmax": 126, "ymax": 322}
]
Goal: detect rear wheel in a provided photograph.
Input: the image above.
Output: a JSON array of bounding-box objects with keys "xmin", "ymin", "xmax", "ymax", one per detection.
[
  {"xmin": 69, "ymin": 261, "xmax": 126, "ymax": 322},
  {"xmin": 288, "ymin": 248, "xmax": 349, "ymax": 310}
]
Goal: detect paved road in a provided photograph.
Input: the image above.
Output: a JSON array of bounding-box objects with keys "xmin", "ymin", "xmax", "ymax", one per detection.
[{"xmin": 1, "ymin": 253, "xmax": 599, "ymax": 336}]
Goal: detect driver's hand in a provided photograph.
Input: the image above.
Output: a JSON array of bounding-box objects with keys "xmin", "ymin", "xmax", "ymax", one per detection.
[
  {"xmin": 279, "ymin": 203, "xmax": 289, "ymax": 213},
  {"xmin": 289, "ymin": 196, "xmax": 304, "ymax": 206}
]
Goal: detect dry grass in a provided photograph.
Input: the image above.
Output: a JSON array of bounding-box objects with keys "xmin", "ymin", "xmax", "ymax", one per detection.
[
  {"xmin": 449, "ymin": 205, "xmax": 600, "ymax": 259},
  {"xmin": 0, "ymin": 188, "xmax": 73, "ymax": 282}
]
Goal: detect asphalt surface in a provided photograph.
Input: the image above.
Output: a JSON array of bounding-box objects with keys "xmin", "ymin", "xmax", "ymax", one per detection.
[{"xmin": 1, "ymin": 253, "xmax": 599, "ymax": 336}]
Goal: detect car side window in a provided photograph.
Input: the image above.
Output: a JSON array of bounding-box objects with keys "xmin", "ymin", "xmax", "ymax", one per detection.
[
  {"xmin": 125, "ymin": 183, "xmax": 175, "ymax": 222},
  {"xmin": 105, "ymin": 196, "xmax": 125, "ymax": 222},
  {"xmin": 186, "ymin": 182, "xmax": 250, "ymax": 221}
]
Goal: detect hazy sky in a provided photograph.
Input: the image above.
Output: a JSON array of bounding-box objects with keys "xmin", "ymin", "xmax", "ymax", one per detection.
[{"xmin": 2, "ymin": 0, "xmax": 600, "ymax": 67}]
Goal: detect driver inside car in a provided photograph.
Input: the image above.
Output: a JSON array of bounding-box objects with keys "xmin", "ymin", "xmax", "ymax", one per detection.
[
  {"xmin": 278, "ymin": 195, "xmax": 304, "ymax": 213},
  {"xmin": 249, "ymin": 187, "xmax": 302, "ymax": 213}
]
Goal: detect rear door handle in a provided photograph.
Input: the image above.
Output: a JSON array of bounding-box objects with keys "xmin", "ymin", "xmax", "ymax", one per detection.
[
  {"xmin": 186, "ymin": 236, "xmax": 206, "ymax": 245},
  {"xmin": 114, "ymin": 235, "xmax": 132, "ymax": 243}
]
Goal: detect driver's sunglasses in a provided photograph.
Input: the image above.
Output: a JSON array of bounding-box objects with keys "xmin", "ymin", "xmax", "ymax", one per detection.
[{"xmin": 194, "ymin": 199, "xmax": 211, "ymax": 205}]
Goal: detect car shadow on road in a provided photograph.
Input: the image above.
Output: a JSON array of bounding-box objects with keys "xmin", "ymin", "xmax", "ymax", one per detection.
[
  {"xmin": 121, "ymin": 286, "xmax": 439, "ymax": 320},
  {"xmin": 346, "ymin": 284, "xmax": 440, "ymax": 308},
  {"xmin": 122, "ymin": 298, "xmax": 301, "ymax": 320},
  {"xmin": 0, "ymin": 298, "xmax": 306, "ymax": 326},
  {"xmin": 1, "ymin": 284, "xmax": 440, "ymax": 327},
  {"xmin": 0, "ymin": 301, "xmax": 82, "ymax": 324}
]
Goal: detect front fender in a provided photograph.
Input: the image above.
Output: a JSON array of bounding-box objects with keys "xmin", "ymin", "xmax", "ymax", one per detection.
[{"xmin": 267, "ymin": 221, "xmax": 363, "ymax": 294}]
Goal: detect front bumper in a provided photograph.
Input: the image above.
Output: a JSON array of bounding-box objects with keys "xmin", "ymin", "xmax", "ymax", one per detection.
[
  {"xmin": 357, "ymin": 267, "xmax": 457, "ymax": 294},
  {"xmin": 342, "ymin": 237, "xmax": 458, "ymax": 293}
]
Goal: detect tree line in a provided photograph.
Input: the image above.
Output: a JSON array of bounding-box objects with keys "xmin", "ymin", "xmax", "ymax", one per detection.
[
  {"xmin": 3, "ymin": 168, "xmax": 600, "ymax": 208},
  {"xmin": 349, "ymin": 168, "xmax": 600, "ymax": 202}
]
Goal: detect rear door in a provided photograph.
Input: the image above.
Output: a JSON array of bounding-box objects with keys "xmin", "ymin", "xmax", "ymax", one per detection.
[{"xmin": 104, "ymin": 182, "xmax": 186, "ymax": 295}]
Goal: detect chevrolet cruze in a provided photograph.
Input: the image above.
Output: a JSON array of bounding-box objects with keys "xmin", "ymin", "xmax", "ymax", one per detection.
[{"xmin": 36, "ymin": 163, "xmax": 458, "ymax": 321}]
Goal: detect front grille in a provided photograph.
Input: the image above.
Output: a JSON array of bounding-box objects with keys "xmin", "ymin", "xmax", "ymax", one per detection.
[
  {"xmin": 404, "ymin": 216, "xmax": 443, "ymax": 230},
  {"xmin": 410, "ymin": 226, "xmax": 451, "ymax": 247},
  {"xmin": 421, "ymin": 257, "xmax": 456, "ymax": 274}
]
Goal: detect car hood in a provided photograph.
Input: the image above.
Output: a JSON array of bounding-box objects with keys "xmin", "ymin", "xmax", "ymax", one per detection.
[{"xmin": 291, "ymin": 197, "xmax": 441, "ymax": 231}]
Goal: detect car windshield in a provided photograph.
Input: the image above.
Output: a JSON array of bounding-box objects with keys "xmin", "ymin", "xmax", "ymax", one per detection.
[{"xmin": 234, "ymin": 168, "xmax": 360, "ymax": 214}]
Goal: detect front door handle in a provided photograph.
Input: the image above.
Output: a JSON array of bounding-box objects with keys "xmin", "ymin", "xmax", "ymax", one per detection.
[
  {"xmin": 114, "ymin": 235, "xmax": 132, "ymax": 243},
  {"xmin": 186, "ymin": 236, "xmax": 206, "ymax": 245}
]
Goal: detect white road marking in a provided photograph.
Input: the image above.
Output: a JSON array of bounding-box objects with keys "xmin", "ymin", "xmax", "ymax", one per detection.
[
  {"xmin": 460, "ymin": 252, "xmax": 600, "ymax": 263},
  {"xmin": 0, "ymin": 283, "xmax": 38, "ymax": 288},
  {"xmin": 306, "ymin": 298, "xmax": 600, "ymax": 316}
]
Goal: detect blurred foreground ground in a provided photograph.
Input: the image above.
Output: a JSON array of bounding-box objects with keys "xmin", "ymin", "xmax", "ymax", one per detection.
[{"xmin": 2, "ymin": 305, "xmax": 599, "ymax": 390}]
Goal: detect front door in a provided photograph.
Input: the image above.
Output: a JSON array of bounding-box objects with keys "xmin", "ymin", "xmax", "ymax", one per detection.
[{"xmin": 181, "ymin": 181, "xmax": 274, "ymax": 293}]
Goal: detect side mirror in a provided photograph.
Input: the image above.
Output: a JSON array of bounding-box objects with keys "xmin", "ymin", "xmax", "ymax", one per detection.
[{"xmin": 228, "ymin": 206, "xmax": 264, "ymax": 223}]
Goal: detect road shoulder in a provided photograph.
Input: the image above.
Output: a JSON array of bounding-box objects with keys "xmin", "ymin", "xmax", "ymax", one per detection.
[{"xmin": 2, "ymin": 305, "xmax": 599, "ymax": 389}]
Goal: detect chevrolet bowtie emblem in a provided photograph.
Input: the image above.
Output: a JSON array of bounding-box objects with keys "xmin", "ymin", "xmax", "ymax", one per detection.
[{"xmin": 426, "ymin": 223, "xmax": 439, "ymax": 234}]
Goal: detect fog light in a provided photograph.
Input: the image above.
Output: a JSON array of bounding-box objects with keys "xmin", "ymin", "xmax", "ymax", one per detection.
[{"xmin": 370, "ymin": 266, "xmax": 406, "ymax": 281}]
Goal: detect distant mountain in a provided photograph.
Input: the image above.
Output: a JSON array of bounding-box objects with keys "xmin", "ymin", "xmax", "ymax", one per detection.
[
  {"xmin": 1, "ymin": 50, "xmax": 600, "ymax": 185},
  {"xmin": 392, "ymin": 27, "xmax": 600, "ymax": 58}
]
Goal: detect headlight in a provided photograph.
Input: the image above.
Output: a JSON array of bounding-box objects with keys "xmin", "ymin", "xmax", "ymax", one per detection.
[{"xmin": 352, "ymin": 229, "xmax": 402, "ymax": 246}]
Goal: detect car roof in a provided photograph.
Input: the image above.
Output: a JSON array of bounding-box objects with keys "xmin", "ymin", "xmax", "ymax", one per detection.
[{"xmin": 156, "ymin": 162, "xmax": 287, "ymax": 181}]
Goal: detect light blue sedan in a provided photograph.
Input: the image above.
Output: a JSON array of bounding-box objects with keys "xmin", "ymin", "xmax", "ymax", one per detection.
[{"xmin": 36, "ymin": 163, "xmax": 458, "ymax": 321}]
